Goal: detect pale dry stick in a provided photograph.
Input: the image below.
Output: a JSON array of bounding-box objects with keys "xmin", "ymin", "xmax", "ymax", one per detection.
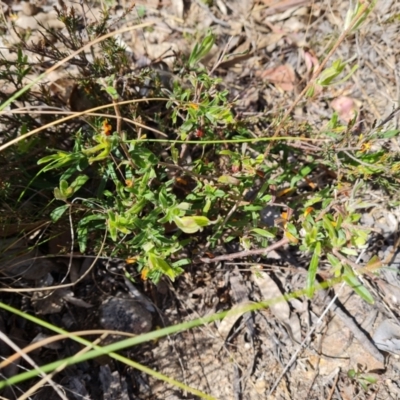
[
  {"xmin": 0, "ymin": 97, "xmax": 169, "ymax": 153},
  {"xmin": 4, "ymin": 106, "xmax": 167, "ymax": 137},
  {"xmin": 0, "ymin": 330, "xmax": 68, "ymax": 400},
  {"xmin": 326, "ymin": 368, "xmax": 341, "ymax": 400},
  {"xmin": 209, "ymin": 36, "xmax": 234, "ymax": 75},
  {"xmin": 267, "ymin": 283, "xmax": 347, "ymax": 397},
  {"xmin": 0, "ymin": 330, "xmax": 135, "ymax": 370},
  {"xmin": 19, "ymin": 334, "xmax": 108, "ymax": 400},
  {"xmin": 199, "ymin": 237, "xmax": 290, "ymax": 263},
  {"xmin": 263, "ymin": 3, "xmax": 370, "ymax": 158}
]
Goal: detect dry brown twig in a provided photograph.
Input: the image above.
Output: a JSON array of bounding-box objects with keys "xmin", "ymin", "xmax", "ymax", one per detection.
[{"xmin": 198, "ymin": 237, "xmax": 290, "ymax": 263}]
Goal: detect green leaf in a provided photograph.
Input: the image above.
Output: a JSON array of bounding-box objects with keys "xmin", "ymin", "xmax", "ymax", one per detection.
[
  {"xmin": 351, "ymin": 228, "xmax": 369, "ymax": 248},
  {"xmin": 70, "ymin": 175, "xmax": 89, "ymax": 192},
  {"xmin": 77, "ymin": 214, "xmax": 106, "ymax": 253},
  {"xmin": 148, "ymin": 253, "xmax": 183, "ymax": 281},
  {"xmin": 380, "ymin": 129, "xmax": 400, "ymax": 139},
  {"xmin": 340, "ymin": 247, "xmax": 358, "ymax": 256},
  {"xmin": 173, "ymin": 216, "xmax": 210, "ymax": 234},
  {"xmin": 348, "ymin": 369, "xmax": 357, "ymax": 379},
  {"xmin": 361, "ymin": 374, "xmax": 378, "ymax": 384},
  {"xmin": 105, "ymin": 85, "xmax": 119, "ymax": 100},
  {"xmin": 316, "ymin": 59, "xmax": 357, "ymax": 87},
  {"xmin": 317, "ymin": 59, "xmax": 346, "ymax": 86},
  {"xmin": 306, "ymin": 241, "xmax": 321, "ymax": 298},
  {"xmin": 54, "ymin": 175, "xmax": 89, "ymax": 201},
  {"xmin": 107, "ymin": 211, "xmax": 118, "ymax": 241},
  {"xmin": 188, "ymin": 30, "xmax": 215, "ymax": 68},
  {"xmin": 171, "ymin": 258, "xmax": 191, "ymax": 268},
  {"xmin": 250, "ymin": 228, "xmax": 275, "ymax": 239},
  {"xmin": 322, "ymin": 215, "xmax": 337, "ymax": 241},
  {"xmin": 342, "ymin": 264, "xmax": 374, "ymax": 304},
  {"xmin": 327, "ymin": 253, "xmax": 342, "ymax": 277},
  {"xmin": 38, "ymin": 151, "xmax": 84, "ymax": 172},
  {"xmin": 54, "ymin": 180, "xmax": 72, "ymax": 201},
  {"xmin": 345, "ymin": 0, "xmax": 377, "ymax": 32},
  {"xmin": 203, "ymin": 198, "xmax": 211, "ymax": 214},
  {"xmin": 50, "ymin": 205, "xmax": 69, "ymax": 222}
]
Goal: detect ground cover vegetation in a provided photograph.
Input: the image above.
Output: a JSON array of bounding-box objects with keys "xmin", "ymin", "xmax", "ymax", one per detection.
[{"xmin": 1, "ymin": 0, "xmax": 400, "ymax": 398}]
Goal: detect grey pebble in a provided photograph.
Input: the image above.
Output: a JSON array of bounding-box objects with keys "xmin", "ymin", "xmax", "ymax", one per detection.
[{"xmin": 99, "ymin": 297, "xmax": 152, "ymax": 334}]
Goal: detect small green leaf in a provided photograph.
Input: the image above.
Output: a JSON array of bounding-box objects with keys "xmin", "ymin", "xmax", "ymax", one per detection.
[
  {"xmin": 172, "ymin": 258, "xmax": 191, "ymax": 268},
  {"xmin": 188, "ymin": 30, "xmax": 215, "ymax": 68},
  {"xmin": 323, "ymin": 215, "xmax": 337, "ymax": 241},
  {"xmin": 105, "ymin": 86, "xmax": 119, "ymax": 100},
  {"xmin": 173, "ymin": 215, "xmax": 210, "ymax": 234},
  {"xmin": 148, "ymin": 253, "xmax": 183, "ymax": 281},
  {"xmin": 250, "ymin": 228, "xmax": 275, "ymax": 239},
  {"xmin": 361, "ymin": 374, "xmax": 378, "ymax": 384},
  {"xmin": 340, "ymin": 247, "xmax": 358, "ymax": 256},
  {"xmin": 327, "ymin": 253, "xmax": 342, "ymax": 277},
  {"xmin": 380, "ymin": 129, "xmax": 400, "ymax": 139},
  {"xmin": 50, "ymin": 205, "xmax": 69, "ymax": 222},
  {"xmin": 70, "ymin": 175, "xmax": 89, "ymax": 192},
  {"xmin": 203, "ymin": 198, "xmax": 211, "ymax": 214},
  {"xmin": 107, "ymin": 211, "xmax": 118, "ymax": 241},
  {"xmin": 77, "ymin": 214, "xmax": 106, "ymax": 253},
  {"xmin": 348, "ymin": 369, "xmax": 357, "ymax": 379}
]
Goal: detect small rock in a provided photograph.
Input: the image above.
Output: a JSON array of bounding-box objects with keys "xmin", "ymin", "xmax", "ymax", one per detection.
[
  {"xmin": 15, "ymin": 13, "xmax": 39, "ymax": 30},
  {"xmin": 21, "ymin": 1, "xmax": 41, "ymax": 16},
  {"xmin": 99, "ymin": 297, "xmax": 152, "ymax": 334},
  {"xmin": 260, "ymin": 205, "xmax": 280, "ymax": 227}
]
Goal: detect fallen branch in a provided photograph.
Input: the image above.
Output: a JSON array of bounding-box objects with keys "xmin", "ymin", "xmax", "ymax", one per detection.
[{"xmin": 198, "ymin": 237, "xmax": 290, "ymax": 264}]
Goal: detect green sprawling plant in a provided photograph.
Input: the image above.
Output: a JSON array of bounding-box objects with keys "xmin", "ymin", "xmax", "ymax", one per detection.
[
  {"xmin": 1, "ymin": 0, "xmax": 399, "ymax": 396},
  {"xmin": 0, "ymin": 0, "xmax": 397, "ymax": 297}
]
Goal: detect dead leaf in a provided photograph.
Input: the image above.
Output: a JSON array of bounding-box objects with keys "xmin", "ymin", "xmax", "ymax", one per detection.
[
  {"xmin": 331, "ymin": 96, "xmax": 358, "ymax": 122},
  {"xmin": 258, "ymin": 64, "xmax": 295, "ymax": 91},
  {"xmin": 303, "ymin": 48, "xmax": 319, "ymax": 74}
]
